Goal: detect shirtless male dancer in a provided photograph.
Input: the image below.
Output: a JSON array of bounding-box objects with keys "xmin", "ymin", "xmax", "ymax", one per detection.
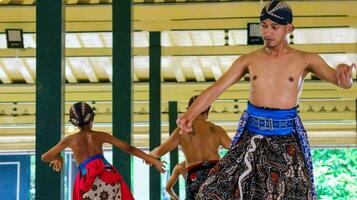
[
  {"xmin": 151, "ymin": 95, "xmax": 231, "ymax": 199},
  {"xmin": 177, "ymin": 1, "xmax": 355, "ymax": 199}
]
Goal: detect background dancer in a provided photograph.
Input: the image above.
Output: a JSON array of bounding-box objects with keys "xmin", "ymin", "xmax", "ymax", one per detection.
[
  {"xmin": 42, "ymin": 102, "xmax": 165, "ymax": 200},
  {"xmin": 151, "ymin": 95, "xmax": 231, "ymax": 199}
]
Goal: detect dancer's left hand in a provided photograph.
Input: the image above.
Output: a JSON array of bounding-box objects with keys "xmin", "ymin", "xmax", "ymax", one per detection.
[
  {"xmin": 177, "ymin": 115, "xmax": 193, "ymax": 135},
  {"xmin": 153, "ymin": 159, "xmax": 166, "ymax": 173},
  {"xmin": 145, "ymin": 158, "xmax": 166, "ymax": 173},
  {"xmin": 337, "ymin": 63, "xmax": 355, "ymax": 88}
]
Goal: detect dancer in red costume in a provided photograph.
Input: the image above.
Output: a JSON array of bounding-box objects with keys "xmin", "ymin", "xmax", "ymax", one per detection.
[{"xmin": 42, "ymin": 102, "xmax": 165, "ymax": 200}]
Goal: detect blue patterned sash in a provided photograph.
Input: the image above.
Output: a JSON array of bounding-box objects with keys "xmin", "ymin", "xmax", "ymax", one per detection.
[{"xmin": 231, "ymin": 103, "xmax": 317, "ymax": 200}]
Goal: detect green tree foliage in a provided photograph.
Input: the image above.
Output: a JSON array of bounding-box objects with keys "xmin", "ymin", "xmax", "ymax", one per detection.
[{"xmin": 312, "ymin": 148, "xmax": 357, "ymax": 200}]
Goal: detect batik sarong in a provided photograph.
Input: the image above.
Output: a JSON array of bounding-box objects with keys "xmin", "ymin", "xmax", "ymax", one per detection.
[{"xmin": 196, "ymin": 102, "xmax": 316, "ymax": 200}]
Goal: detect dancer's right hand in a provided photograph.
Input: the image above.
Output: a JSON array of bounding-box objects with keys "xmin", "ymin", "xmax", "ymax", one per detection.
[
  {"xmin": 49, "ymin": 156, "xmax": 63, "ymax": 172},
  {"xmin": 177, "ymin": 115, "xmax": 193, "ymax": 135},
  {"xmin": 169, "ymin": 196, "xmax": 178, "ymax": 200}
]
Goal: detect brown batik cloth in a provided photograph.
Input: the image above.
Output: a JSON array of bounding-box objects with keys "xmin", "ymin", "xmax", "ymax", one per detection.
[
  {"xmin": 196, "ymin": 131, "xmax": 312, "ymax": 200},
  {"xmin": 185, "ymin": 160, "xmax": 218, "ymax": 200},
  {"xmin": 82, "ymin": 177, "xmax": 122, "ymax": 200}
]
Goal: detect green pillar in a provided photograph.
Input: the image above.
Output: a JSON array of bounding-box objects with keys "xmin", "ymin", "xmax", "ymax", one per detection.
[
  {"xmin": 149, "ymin": 31, "xmax": 161, "ymax": 200},
  {"xmin": 35, "ymin": 0, "xmax": 65, "ymax": 199},
  {"xmin": 112, "ymin": 0, "xmax": 133, "ymax": 187},
  {"xmin": 169, "ymin": 101, "xmax": 179, "ymax": 195}
]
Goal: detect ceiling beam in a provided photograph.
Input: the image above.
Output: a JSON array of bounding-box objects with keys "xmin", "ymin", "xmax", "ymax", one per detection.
[
  {"xmin": 21, "ymin": 0, "xmax": 35, "ymax": 5},
  {"xmin": 0, "ymin": 16, "xmax": 357, "ymax": 32},
  {"xmin": 66, "ymin": 0, "xmax": 79, "ymax": 4},
  {"xmin": 1, "ymin": 16, "xmax": 356, "ymax": 33},
  {"xmin": 2, "ymin": 1, "xmax": 356, "ymax": 21},
  {"xmin": 192, "ymin": 57, "xmax": 206, "ymax": 82},
  {"xmin": 133, "ymin": 71, "xmax": 139, "ymax": 82},
  {"xmin": 68, "ymin": 58, "xmax": 99, "ymax": 82},
  {"xmin": 0, "ymin": 0, "xmax": 11, "ymax": 5},
  {"xmin": 211, "ymin": 57, "xmax": 223, "ymax": 81},
  {"xmin": 0, "ymin": 43, "xmax": 355, "ymax": 58},
  {"xmin": 166, "ymin": 31, "xmax": 175, "ymax": 47},
  {"xmin": 172, "ymin": 57, "xmax": 186, "ymax": 82},
  {"xmin": 132, "ymin": 1, "xmax": 357, "ymax": 20},
  {"xmin": 106, "ymin": 57, "xmax": 114, "ymax": 82},
  {"xmin": 98, "ymin": 32, "xmax": 109, "ymax": 47},
  {"xmin": 188, "ymin": 31, "xmax": 195, "ymax": 46},
  {"xmin": 85, "ymin": 58, "xmax": 100, "ymax": 82},
  {"xmin": 207, "ymin": 33, "xmax": 223, "ymax": 80},
  {"xmin": 0, "ymin": 61, "xmax": 12, "ymax": 83},
  {"xmin": 0, "ymin": 1, "xmax": 356, "ymax": 32},
  {"xmin": 92, "ymin": 57, "xmax": 113, "ymax": 82},
  {"xmin": 1, "ymin": 82, "xmax": 356, "ymax": 102},
  {"xmin": 136, "ymin": 16, "xmax": 357, "ymax": 31},
  {"xmin": 19, "ymin": 58, "xmax": 34, "ymax": 83},
  {"xmin": 89, "ymin": 0, "xmax": 100, "ymax": 4},
  {"xmin": 65, "ymin": 59, "xmax": 79, "ymax": 83},
  {"xmin": 160, "ymin": 44, "xmax": 357, "ymax": 55},
  {"xmin": 75, "ymin": 33, "xmax": 85, "ymax": 47}
]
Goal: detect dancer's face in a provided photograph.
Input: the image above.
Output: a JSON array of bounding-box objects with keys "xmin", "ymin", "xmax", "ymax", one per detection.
[{"xmin": 260, "ymin": 19, "xmax": 293, "ymax": 48}]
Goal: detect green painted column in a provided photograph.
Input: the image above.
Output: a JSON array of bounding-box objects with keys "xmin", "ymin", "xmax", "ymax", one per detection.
[
  {"xmin": 169, "ymin": 101, "xmax": 180, "ymax": 195},
  {"xmin": 35, "ymin": 0, "xmax": 65, "ymax": 199},
  {"xmin": 149, "ymin": 31, "xmax": 161, "ymax": 200},
  {"xmin": 112, "ymin": 0, "xmax": 133, "ymax": 187}
]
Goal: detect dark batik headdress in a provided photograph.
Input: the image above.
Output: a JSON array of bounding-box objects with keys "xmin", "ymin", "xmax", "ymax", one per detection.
[{"xmin": 260, "ymin": 0, "xmax": 293, "ymax": 25}]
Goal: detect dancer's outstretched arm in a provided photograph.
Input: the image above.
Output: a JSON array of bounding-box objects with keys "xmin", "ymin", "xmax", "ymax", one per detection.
[
  {"xmin": 306, "ymin": 53, "xmax": 355, "ymax": 89},
  {"xmin": 151, "ymin": 128, "xmax": 180, "ymax": 158},
  {"xmin": 101, "ymin": 132, "xmax": 166, "ymax": 173},
  {"xmin": 41, "ymin": 138, "xmax": 69, "ymax": 172},
  {"xmin": 178, "ymin": 55, "xmax": 249, "ymax": 134}
]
